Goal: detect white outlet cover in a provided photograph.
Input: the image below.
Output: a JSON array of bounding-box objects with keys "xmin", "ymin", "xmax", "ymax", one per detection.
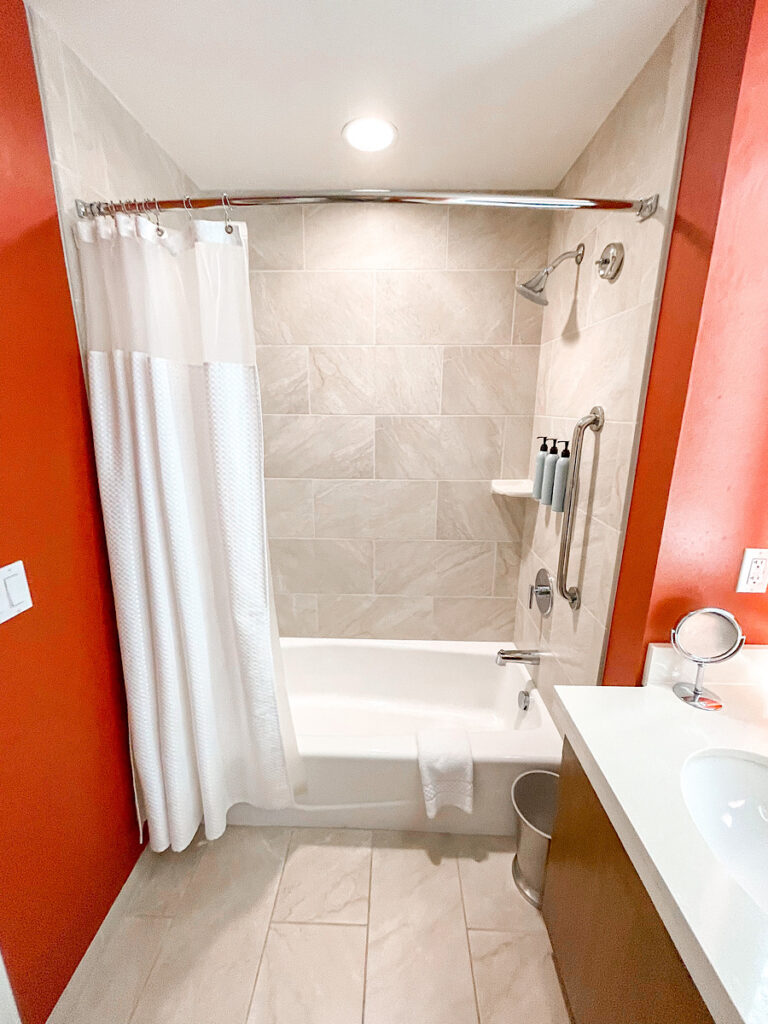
[
  {"xmin": 736, "ymin": 548, "xmax": 768, "ymax": 593},
  {"xmin": 0, "ymin": 561, "xmax": 33, "ymax": 624}
]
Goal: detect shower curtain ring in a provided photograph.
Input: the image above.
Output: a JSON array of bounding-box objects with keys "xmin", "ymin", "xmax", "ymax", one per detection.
[
  {"xmin": 183, "ymin": 195, "xmax": 194, "ymax": 222},
  {"xmin": 152, "ymin": 198, "xmax": 164, "ymax": 237},
  {"xmin": 222, "ymin": 193, "xmax": 234, "ymax": 234}
]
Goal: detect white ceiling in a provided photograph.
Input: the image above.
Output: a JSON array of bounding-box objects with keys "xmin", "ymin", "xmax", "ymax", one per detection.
[{"xmin": 30, "ymin": 0, "xmax": 689, "ymax": 192}]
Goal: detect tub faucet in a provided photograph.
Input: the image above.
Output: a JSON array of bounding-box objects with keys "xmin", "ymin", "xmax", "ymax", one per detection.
[{"xmin": 496, "ymin": 649, "xmax": 540, "ymax": 666}]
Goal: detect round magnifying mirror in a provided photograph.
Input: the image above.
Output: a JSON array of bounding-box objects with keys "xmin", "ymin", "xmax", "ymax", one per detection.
[{"xmin": 671, "ymin": 607, "xmax": 745, "ymax": 711}]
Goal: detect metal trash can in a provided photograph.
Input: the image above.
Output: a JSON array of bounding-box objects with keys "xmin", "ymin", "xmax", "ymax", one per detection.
[{"xmin": 511, "ymin": 769, "xmax": 560, "ymax": 908}]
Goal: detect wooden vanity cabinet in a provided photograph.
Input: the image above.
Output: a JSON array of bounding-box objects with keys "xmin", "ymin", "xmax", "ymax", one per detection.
[{"xmin": 542, "ymin": 739, "xmax": 715, "ymax": 1024}]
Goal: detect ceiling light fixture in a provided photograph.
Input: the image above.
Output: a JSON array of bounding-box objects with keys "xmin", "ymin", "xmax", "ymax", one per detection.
[{"xmin": 342, "ymin": 117, "xmax": 397, "ymax": 152}]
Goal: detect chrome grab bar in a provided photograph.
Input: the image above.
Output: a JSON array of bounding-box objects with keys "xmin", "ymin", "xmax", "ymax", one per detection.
[{"xmin": 557, "ymin": 406, "xmax": 605, "ymax": 609}]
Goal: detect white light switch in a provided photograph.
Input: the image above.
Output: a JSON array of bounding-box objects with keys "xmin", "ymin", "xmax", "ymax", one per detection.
[
  {"xmin": 736, "ymin": 548, "xmax": 768, "ymax": 593},
  {"xmin": 0, "ymin": 561, "xmax": 32, "ymax": 624}
]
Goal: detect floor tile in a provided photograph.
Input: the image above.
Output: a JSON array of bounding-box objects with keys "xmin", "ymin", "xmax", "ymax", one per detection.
[
  {"xmin": 127, "ymin": 837, "xmax": 207, "ymax": 917},
  {"xmin": 247, "ymin": 923, "xmax": 366, "ymax": 1024},
  {"xmin": 129, "ymin": 827, "xmax": 290, "ymax": 1024},
  {"xmin": 50, "ymin": 915, "xmax": 169, "ymax": 1024},
  {"xmin": 469, "ymin": 930, "xmax": 570, "ymax": 1024},
  {"xmin": 364, "ymin": 832, "xmax": 478, "ymax": 1024},
  {"xmin": 454, "ymin": 836, "xmax": 547, "ymax": 933},
  {"xmin": 272, "ymin": 828, "xmax": 372, "ymax": 925}
]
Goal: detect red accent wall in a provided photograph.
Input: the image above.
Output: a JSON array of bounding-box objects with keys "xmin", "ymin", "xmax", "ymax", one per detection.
[
  {"xmin": 603, "ymin": 0, "xmax": 757, "ymax": 686},
  {"xmin": 643, "ymin": 0, "xmax": 768, "ymax": 645},
  {"xmin": 0, "ymin": 5, "xmax": 142, "ymax": 1023}
]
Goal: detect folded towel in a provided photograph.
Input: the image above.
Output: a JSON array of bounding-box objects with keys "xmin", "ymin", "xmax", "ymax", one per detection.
[{"xmin": 416, "ymin": 729, "xmax": 473, "ymax": 819}]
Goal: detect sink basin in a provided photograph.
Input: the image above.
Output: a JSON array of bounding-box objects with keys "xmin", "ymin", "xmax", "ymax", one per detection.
[{"xmin": 681, "ymin": 749, "xmax": 768, "ymax": 915}]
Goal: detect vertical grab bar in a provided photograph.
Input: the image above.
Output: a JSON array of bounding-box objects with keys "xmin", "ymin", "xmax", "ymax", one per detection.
[{"xmin": 557, "ymin": 406, "xmax": 605, "ymax": 608}]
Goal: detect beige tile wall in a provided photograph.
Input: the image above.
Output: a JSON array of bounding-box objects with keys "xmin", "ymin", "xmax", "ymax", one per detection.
[
  {"xmin": 249, "ymin": 203, "xmax": 550, "ymax": 639},
  {"xmin": 515, "ymin": 3, "xmax": 702, "ymax": 704},
  {"xmin": 28, "ymin": 9, "xmax": 197, "ymax": 346}
]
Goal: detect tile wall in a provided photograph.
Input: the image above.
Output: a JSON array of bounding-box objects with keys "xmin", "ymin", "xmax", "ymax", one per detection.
[
  {"xmin": 27, "ymin": 9, "xmax": 197, "ymax": 344},
  {"xmin": 247, "ymin": 203, "xmax": 550, "ymax": 640},
  {"xmin": 515, "ymin": 2, "xmax": 702, "ymax": 703}
]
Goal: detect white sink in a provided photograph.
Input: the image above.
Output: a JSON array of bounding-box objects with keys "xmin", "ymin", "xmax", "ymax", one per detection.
[{"xmin": 681, "ymin": 749, "xmax": 768, "ymax": 915}]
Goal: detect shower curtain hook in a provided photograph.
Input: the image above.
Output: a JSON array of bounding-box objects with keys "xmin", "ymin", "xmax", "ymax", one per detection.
[
  {"xmin": 183, "ymin": 195, "xmax": 194, "ymax": 222},
  {"xmin": 152, "ymin": 198, "xmax": 165, "ymax": 237},
  {"xmin": 222, "ymin": 193, "xmax": 234, "ymax": 234}
]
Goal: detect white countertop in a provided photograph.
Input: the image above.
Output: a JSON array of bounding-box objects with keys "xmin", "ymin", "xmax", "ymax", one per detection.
[{"xmin": 553, "ymin": 646, "xmax": 768, "ymax": 1024}]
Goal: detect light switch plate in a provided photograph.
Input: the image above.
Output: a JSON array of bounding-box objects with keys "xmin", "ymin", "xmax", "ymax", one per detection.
[
  {"xmin": 736, "ymin": 548, "xmax": 768, "ymax": 593},
  {"xmin": 0, "ymin": 561, "xmax": 33, "ymax": 624}
]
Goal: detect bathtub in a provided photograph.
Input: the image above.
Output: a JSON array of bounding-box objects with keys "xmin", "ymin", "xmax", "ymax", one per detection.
[{"xmin": 229, "ymin": 638, "xmax": 563, "ymax": 835}]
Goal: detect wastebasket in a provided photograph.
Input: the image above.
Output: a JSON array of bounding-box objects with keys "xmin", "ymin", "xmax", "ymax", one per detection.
[{"xmin": 511, "ymin": 769, "xmax": 560, "ymax": 908}]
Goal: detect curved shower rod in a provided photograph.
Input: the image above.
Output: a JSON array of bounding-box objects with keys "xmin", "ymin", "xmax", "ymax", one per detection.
[{"xmin": 75, "ymin": 190, "xmax": 659, "ymax": 221}]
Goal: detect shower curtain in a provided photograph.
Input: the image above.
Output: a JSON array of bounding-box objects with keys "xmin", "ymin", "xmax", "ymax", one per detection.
[{"xmin": 75, "ymin": 213, "xmax": 302, "ymax": 852}]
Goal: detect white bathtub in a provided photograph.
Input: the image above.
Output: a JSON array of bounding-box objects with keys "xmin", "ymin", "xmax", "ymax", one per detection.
[{"xmin": 229, "ymin": 638, "xmax": 563, "ymax": 834}]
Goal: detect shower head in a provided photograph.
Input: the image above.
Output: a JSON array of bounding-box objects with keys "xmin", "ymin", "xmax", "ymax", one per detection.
[{"xmin": 516, "ymin": 243, "xmax": 585, "ymax": 306}]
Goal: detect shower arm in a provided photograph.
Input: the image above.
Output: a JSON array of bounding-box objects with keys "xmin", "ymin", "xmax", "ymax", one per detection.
[{"xmin": 546, "ymin": 246, "xmax": 585, "ymax": 274}]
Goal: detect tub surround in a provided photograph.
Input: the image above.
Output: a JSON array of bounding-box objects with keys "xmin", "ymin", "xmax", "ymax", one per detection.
[
  {"xmin": 516, "ymin": 3, "xmax": 702, "ymax": 703},
  {"xmin": 551, "ymin": 644, "xmax": 768, "ymax": 1024}
]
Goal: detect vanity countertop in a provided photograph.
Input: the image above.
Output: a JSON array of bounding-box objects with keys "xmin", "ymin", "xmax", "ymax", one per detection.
[{"xmin": 553, "ymin": 645, "xmax": 768, "ymax": 1024}]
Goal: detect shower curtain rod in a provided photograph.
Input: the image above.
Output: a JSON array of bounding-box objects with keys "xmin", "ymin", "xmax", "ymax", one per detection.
[{"xmin": 75, "ymin": 190, "xmax": 659, "ymax": 221}]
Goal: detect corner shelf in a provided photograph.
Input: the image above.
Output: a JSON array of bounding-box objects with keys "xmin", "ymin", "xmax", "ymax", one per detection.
[{"xmin": 491, "ymin": 479, "xmax": 535, "ymax": 498}]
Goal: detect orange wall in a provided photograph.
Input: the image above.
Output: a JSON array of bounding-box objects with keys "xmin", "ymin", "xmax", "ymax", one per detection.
[
  {"xmin": 0, "ymin": 5, "xmax": 142, "ymax": 1023},
  {"xmin": 603, "ymin": 0, "xmax": 757, "ymax": 685},
  {"xmin": 643, "ymin": 0, "xmax": 768, "ymax": 644}
]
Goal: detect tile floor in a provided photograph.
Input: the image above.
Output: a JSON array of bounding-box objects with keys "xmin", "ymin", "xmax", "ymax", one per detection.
[{"xmin": 49, "ymin": 827, "xmax": 571, "ymax": 1024}]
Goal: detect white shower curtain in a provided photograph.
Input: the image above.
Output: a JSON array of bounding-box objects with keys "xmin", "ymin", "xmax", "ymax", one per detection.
[{"xmin": 75, "ymin": 213, "xmax": 303, "ymax": 852}]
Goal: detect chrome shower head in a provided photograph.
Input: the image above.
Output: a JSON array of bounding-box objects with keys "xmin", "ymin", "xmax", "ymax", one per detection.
[{"xmin": 515, "ymin": 243, "xmax": 585, "ymax": 306}]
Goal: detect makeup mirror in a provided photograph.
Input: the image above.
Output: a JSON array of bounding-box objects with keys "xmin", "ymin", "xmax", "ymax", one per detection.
[{"xmin": 671, "ymin": 607, "xmax": 745, "ymax": 711}]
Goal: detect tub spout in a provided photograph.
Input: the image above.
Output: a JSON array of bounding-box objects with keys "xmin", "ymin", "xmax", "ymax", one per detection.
[{"xmin": 496, "ymin": 649, "xmax": 540, "ymax": 666}]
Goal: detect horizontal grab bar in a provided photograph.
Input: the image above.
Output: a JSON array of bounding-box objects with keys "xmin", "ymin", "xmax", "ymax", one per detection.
[{"xmin": 557, "ymin": 406, "xmax": 605, "ymax": 609}]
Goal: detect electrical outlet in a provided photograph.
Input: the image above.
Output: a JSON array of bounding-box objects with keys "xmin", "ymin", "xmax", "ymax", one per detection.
[{"xmin": 736, "ymin": 548, "xmax": 768, "ymax": 593}]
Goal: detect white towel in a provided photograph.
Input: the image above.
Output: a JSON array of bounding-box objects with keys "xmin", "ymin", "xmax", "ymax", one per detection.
[{"xmin": 416, "ymin": 729, "xmax": 474, "ymax": 819}]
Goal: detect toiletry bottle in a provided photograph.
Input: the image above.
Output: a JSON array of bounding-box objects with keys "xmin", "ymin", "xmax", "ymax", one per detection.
[
  {"xmin": 540, "ymin": 439, "xmax": 560, "ymax": 506},
  {"xmin": 551, "ymin": 439, "xmax": 571, "ymax": 513},
  {"xmin": 531, "ymin": 436, "xmax": 549, "ymax": 500}
]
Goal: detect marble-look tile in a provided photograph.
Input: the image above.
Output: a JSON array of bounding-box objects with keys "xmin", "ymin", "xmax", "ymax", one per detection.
[
  {"xmin": 317, "ymin": 595, "xmax": 433, "ymax": 640},
  {"xmin": 433, "ymin": 598, "xmax": 516, "ymax": 641},
  {"xmin": 501, "ymin": 417, "xmax": 536, "ymax": 479},
  {"xmin": 256, "ymin": 346, "xmax": 309, "ymax": 413},
  {"xmin": 447, "ymin": 207, "xmax": 550, "ymax": 270},
  {"xmin": 493, "ymin": 543, "xmax": 521, "ymax": 598},
  {"xmin": 314, "ymin": 480, "xmax": 437, "ymax": 539},
  {"xmin": 265, "ymin": 479, "xmax": 315, "ymax": 539},
  {"xmin": 127, "ymin": 841, "xmax": 207, "ymax": 918},
  {"xmin": 263, "ymin": 415, "xmax": 374, "ymax": 479},
  {"xmin": 374, "ymin": 541, "xmax": 494, "ymax": 597},
  {"xmin": 375, "ymin": 416, "xmax": 504, "ymax": 480},
  {"xmin": 376, "ymin": 271, "xmax": 515, "ymax": 346},
  {"xmin": 453, "ymin": 836, "xmax": 546, "ymax": 933},
  {"xmin": 437, "ymin": 482, "xmax": 526, "ymax": 542},
  {"xmin": 248, "ymin": 923, "xmax": 366, "ymax": 1024},
  {"xmin": 577, "ymin": 419, "xmax": 637, "ymax": 531},
  {"xmin": 131, "ymin": 828, "xmax": 290, "ymax": 1024},
  {"xmin": 275, "ymin": 594, "xmax": 319, "ymax": 637},
  {"xmin": 441, "ymin": 346, "xmax": 538, "ymax": 415},
  {"xmin": 50, "ymin": 915, "xmax": 169, "ymax": 1024},
  {"xmin": 308, "ymin": 347, "xmax": 376, "ymax": 414},
  {"xmin": 469, "ymin": 930, "xmax": 570, "ymax": 1024},
  {"xmin": 365, "ymin": 833, "xmax": 477, "ymax": 1024},
  {"xmin": 308, "ymin": 347, "xmax": 442, "ymax": 415},
  {"xmin": 251, "ymin": 271, "xmax": 375, "ymax": 346},
  {"xmin": 242, "ymin": 206, "xmax": 304, "ymax": 270},
  {"xmin": 512, "ymin": 279, "xmax": 545, "ymax": 345},
  {"xmin": 270, "ymin": 539, "xmax": 373, "ymax": 595},
  {"xmin": 374, "ymin": 346, "xmax": 442, "ymax": 414},
  {"xmin": 547, "ymin": 600, "xmax": 607, "ymax": 687},
  {"xmin": 273, "ymin": 829, "xmax": 371, "ymax": 924},
  {"xmin": 304, "ymin": 204, "xmax": 447, "ymax": 270},
  {"xmin": 569, "ymin": 510, "xmax": 622, "ymax": 626}
]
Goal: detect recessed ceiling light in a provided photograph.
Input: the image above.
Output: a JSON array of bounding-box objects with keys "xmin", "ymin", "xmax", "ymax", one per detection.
[{"xmin": 342, "ymin": 117, "xmax": 397, "ymax": 152}]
